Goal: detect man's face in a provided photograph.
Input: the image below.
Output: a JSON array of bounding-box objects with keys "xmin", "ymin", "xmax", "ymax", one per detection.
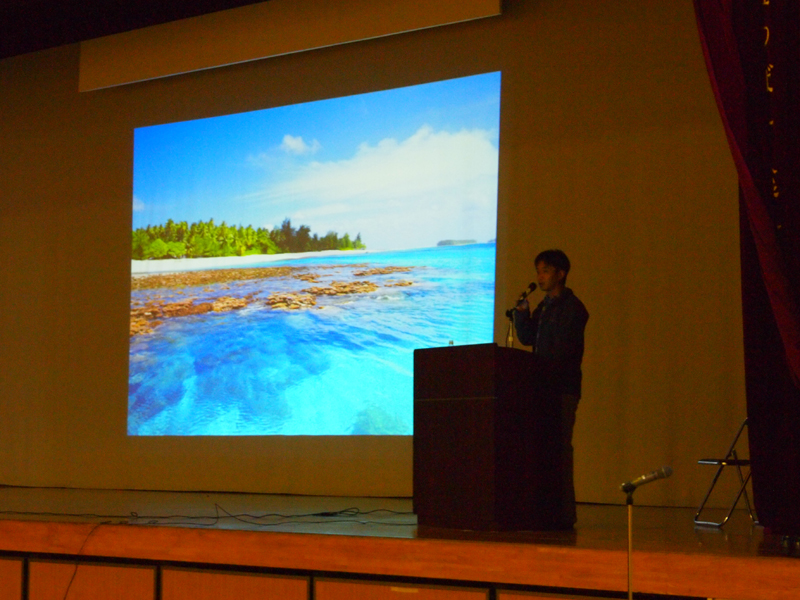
[{"xmin": 536, "ymin": 261, "xmax": 565, "ymax": 294}]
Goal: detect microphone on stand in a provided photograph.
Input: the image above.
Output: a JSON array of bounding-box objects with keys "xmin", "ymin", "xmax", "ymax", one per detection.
[
  {"xmin": 620, "ymin": 465, "xmax": 672, "ymax": 600},
  {"xmin": 620, "ymin": 466, "xmax": 673, "ymax": 494},
  {"xmin": 516, "ymin": 281, "xmax": 537, "ymax": 303},
  {"xmin": 505, "ymin": 282, "xmax": 537, "ymax": 318}
]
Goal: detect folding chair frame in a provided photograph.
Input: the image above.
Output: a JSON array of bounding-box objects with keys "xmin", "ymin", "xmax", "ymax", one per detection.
[{"xmin": 694, "ymin": 418, "xmax": 758, "ymax": 528}]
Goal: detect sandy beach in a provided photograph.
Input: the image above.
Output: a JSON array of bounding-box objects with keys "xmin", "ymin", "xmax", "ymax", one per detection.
[{"xmin": 131, "ymin": 249, "xmax": 373, "ymax": 276}]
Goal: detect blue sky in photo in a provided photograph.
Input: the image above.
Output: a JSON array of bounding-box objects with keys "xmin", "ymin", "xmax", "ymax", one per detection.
[{"xmin": 133, "ymin": 71, "xmax": 501, "ymax": 251}]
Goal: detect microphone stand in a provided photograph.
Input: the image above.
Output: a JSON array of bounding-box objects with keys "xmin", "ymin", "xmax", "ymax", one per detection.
[
  {"xmin": 505, "ymin": 283, "xmax": 535, "ymax": 348},
  {"xmin": 626, "ymin": 489, "xmax": 634, "ymax": 600},
  {"xmin": 620, "ymin": 467, "xmax": 671, "ymax": 600},
  {"xmin": 620, "ymin": 482, "xmax": 637, "ymax": 600},
  {"xmin": 504, "ymin": 306, "xmax": 515, "ymax": 347}
]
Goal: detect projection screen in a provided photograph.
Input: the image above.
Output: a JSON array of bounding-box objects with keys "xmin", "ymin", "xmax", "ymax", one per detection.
[{"xmin": 128, "ymin": 71, "xmax": 501, "ymax": 436}]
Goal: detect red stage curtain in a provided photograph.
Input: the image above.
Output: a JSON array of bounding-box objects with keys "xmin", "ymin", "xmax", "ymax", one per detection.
[{"xmin": 694, "ymin": 0, "xmax": 800, "ymax": 533}]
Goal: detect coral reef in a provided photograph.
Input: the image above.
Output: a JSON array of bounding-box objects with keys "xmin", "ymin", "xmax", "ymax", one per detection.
[{"xmin": 130, "ymin": 264, "xmax": 416, "ymax": 337}]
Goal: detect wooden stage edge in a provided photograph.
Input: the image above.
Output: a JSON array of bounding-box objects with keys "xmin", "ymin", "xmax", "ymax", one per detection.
[{"xmin": 0, "ymin": 489, "xmax": 798, "ymax": 600}]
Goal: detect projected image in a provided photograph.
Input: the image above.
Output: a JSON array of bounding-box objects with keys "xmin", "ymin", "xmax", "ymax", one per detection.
[{"xmin": 129, "ymin": 72, "xmax": 501, "ymax": 436}]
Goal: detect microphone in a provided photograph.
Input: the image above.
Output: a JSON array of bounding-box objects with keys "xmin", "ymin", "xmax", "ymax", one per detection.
[
  {"xmin": 516, "ymin": 281, "xmax": 537, "ymax": 303},
  {"xmin": 620, "ymin": 466, "xmax": 673, "ymax": 493},
  {"xmin": 505, "ymin": 282, "xmax": 537, "ymax": 318}
]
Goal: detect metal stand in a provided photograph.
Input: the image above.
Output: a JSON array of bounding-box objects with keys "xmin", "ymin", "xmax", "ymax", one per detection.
[
  {"xmin": 505, "ymin": 317, "xmax": 514, "ymax": 347},
  {"xmin": 504, "ymin": 307, "xmax": 515, "ymax": 347},
  {"xmin": 626, "ymin": 491, "xmax": 634, "ymax": 600},
  {"xmin": 620, "ymin": 468, "xmax": 673, "ymax": 599}
]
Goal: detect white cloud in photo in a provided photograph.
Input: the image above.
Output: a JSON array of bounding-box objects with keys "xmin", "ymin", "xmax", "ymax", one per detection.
[
  {"xmin": 281, "ymin": 134, "xmax": 321, "ymax": 155},
  {"xmin": 246, "ymin": 152, "xmax": 273, "ymax": 168},
  {"xmin": 258, "ymin": 126, "xmax": 498, "ymax": 251},
  {"xmin": 133, "ymin": 195, "xmax": 145, "ymax": 212}
]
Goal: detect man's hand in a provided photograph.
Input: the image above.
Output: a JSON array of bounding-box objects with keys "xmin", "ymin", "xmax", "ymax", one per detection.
[{"xmin": 516, "ymin": 299, "xmax": 529, "ymax": 312}]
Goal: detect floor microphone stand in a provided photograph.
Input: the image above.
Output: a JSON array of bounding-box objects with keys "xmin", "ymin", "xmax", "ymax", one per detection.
[
  {"xmin": 626, "ymin": 490, "xmax": 634, "ymax": 600},
  {"xmin": 620, "ymin": 466, "xmax": 672, "ymax": 600}
]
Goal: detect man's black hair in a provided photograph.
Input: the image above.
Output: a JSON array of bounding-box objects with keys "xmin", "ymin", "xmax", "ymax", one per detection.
[{"xmin": 535, "ymin": 249, "xmax": 571, "ymax": 274}]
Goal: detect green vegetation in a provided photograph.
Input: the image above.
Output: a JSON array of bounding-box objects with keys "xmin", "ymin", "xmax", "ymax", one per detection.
[{"xmin": 132, "ymin": 218, "xmax": 365, "ymax": 260}]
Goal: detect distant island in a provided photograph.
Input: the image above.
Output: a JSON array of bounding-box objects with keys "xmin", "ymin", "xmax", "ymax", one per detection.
[{"xmin": 437, "ymin": 239, "xmax": 478, "ymax": 246}]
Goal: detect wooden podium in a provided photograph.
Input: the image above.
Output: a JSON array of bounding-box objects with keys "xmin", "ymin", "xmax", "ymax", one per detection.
[{"xmin": 413, "ymin": 343, "xmax": 566, "ymax": 531}]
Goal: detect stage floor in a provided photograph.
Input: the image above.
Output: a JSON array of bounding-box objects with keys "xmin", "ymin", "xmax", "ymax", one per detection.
[{"xmin": 0, "ymin": 486, "xmax": 796, "ymax": 599}]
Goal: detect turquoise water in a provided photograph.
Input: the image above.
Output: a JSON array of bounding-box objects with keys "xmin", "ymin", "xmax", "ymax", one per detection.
[{"xmin": 128, "ymin": 243, "xmax": 495, "ymax": 435}]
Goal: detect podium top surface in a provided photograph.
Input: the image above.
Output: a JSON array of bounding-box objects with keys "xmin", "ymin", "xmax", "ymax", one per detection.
[{"xmin": 413, "ymin": 343, "xmax": 540, "ymax": 400}]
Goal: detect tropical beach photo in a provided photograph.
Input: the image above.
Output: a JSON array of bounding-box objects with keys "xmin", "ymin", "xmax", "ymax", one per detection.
[{"xmin": 129, "ymin": 72, "xmax": 501, "ymax": 436}]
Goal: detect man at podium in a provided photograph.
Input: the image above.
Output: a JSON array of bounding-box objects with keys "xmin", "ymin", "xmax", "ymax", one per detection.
[{"xmin": 513, "ymin": 249, "xmax": 589, "ymax": 528}]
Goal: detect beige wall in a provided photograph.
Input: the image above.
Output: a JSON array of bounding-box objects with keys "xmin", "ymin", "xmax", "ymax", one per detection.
[{"xmin": 0, "ymin": 0, "xmax": 743, "ymax": 506}]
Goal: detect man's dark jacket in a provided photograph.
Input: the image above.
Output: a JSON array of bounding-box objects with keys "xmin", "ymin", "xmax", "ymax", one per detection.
[{"xmin": 513, "ymin": 287, "xmax": 589, "ymax": 397}]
